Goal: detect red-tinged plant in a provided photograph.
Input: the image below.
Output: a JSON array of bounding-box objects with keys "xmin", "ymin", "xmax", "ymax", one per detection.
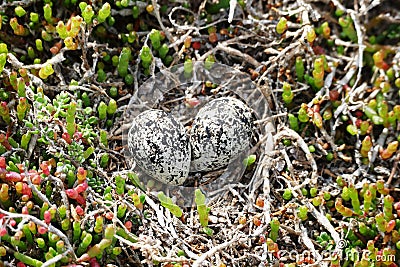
[
  {"xmin": 66, "ymin": 188, "xmax": 79, "ymax": 199},
  {"xmin": 22, "ymin": 183, "xmax": 32, "ymax": 198},
  {"xmin": 124, "ymin": 221, "xmax": 132, "ymax": 232},
  {"xmin": 75, "ymin": 194, "xmax": 85, "ymax": 205},
  {"xmin": 73, "ymin": 132, "xmax": 83, "ymax": 141},
  {"xmin": 37, "ymin": 226, "xmax": 47, "ymax": 234},
  {"xmin": 253, "ymin": 216, "xmax": 261, "ymax": 226},
  {"xmin": 6, "ymin": 172, "xmax": 22, "ymax": 182},
  {"xmin": 76, "ymin": 205, "xmax": 84, "ymax": 216},
  {"xmin": 66, "ymin": 188, "xmax": 86, "ymax": 205},
  {"xmin": 184, "ymin": 97, "xmax": 201, "ymax": 108},
  {"xmin": 16, "ymin": 163, "xmax": 24, "ymax": 173},
  {"xmin": 329, "ymin": 90, "xmax": 339, "ymax": 101},
  {"xmin": 39, "ymin": 162, "xmax": 50, "ymax": 176},
  {"xmin": 381, "ymin": 141, "xmax": 398, "ymax": 160},
  {"xmin": 21, "ymin": 194, "xmax": 30, "ymax": 202},
  {"xmin": 256, "ymin": 197, "xmax": 264, "ymax": 208},
  {"xmin": 31, "ymin": 174, "xmax": 41, "ymax": 185},
  {"xmin": 21, "ymin": 206, "xmax": 29, "ymax": 214},
  {"xmin": 387, "ymin": 220, "xmax": 396, "ymax": 232},
  {"xmin": 9, "ymin": 219, "xmax": 16, "ymax": 227},
  {"xmin": 0, "ymin": 102, "xmax": 11, "ymax": 124},
  {"xmin": 43, "ymin": 210, "xmax": 51, "ymax": 224},
  {"xmin": 77, "ymin": 167, "xmax": 87, "ymax": 182},
  {"xmin": 0, "ymin": 157, "xmax": 5, "ymax": 168},
  {"xmin": 62, "ymin": 132, "xmax": 72, "ymax": 144},
  {"xmin": 90, "ymin": 258, "xmax": 100, "ymax": 267},
  {"xmin": 75, "ymin": 181, "xmax": 88, "ymax": 194},
  {"xmin": 372, "ymin": 50, "xmax": 389, "ymax": 70},
  {"xmin": 105, "ymin": 212, "xmax": 114, "ymax": 220},
  {"xmin": 0, "ymin": 227, "xmax": 7, "ymax": 236},
  {"xmin": 192, "ymin": 41, "xmax": 201, "ymax": 50}
]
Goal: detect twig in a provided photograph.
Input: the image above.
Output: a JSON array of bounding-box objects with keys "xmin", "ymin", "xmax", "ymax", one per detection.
[{"xmin": 192, "ymin": 237, "xmax": 239, "ymax": 267}]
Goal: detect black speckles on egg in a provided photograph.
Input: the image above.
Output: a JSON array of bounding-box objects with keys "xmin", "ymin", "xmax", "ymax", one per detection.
[
  {"xmin": 189, "ymin": 97, "xmax": 253, "ymax": 172},
  {"xmin": 128, "ymin": 110, "xmax": 191, "ymax": 185}
]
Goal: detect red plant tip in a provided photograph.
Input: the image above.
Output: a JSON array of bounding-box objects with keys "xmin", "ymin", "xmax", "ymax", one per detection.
[
  {"xmin": 38, "ymin": 226, "xmax": 48, "ymax": 235},
  {"xmin": 17, "ymin": 262, "xmax": 27, "ymax": 267},
  {"xmin": 21, "ymin": 194, "xmax": 30, "ymax": 202},
  {"xmin": 10, "ymin": 219, "xmax": 16, "ymax": 227},
  {"xmin": 0, "ymin": 134, "xmax": 11, "ymax": 150},
  {"xmin": 75, "ymin": 205, "xmax": 84, "ymax": 216},
  {"xmin": 192, "ymin": 41, "xmax": 201, "ymax": 50},
  {"xmin": 386, "ymin": 220, "xmax": 396, "ymax": 233},
  {"xmin": 185, "ymin": 97, "xmax": 201, "ymax": 108},
  {"xmin": 5, "ymin": 171, "xmax": 22, "ymax": 182},
  {"xmin": 75, "ymin": 194, "xmax": 86, "ymax": 206},
  {"xmin": 77, "ymin": 167, "xmax": 87, "ymax": 181},
  {"xmin": 22, "ymin": 183, "xmax": 32, "ymax": 198},
  {"xmin": 312, "ymin": 45, "xmax": 325, "ymax": 55},
  {"xmin": 354, "ymin": 110, "xmax": 363, "ymax": 118},
  {"xmin": 124, "ymin": 221, "xmax": 132, "ymax": 231},
  {"xmin": 105, "ymin": 211, "xmax": 114, "ymax": 220},
  {"xmin": 16, "ymin": 164, "xmax": 24, "ymax": 173},
  {"xmin": 355, "ymin": 118, "xmax": 362, "ymax": 127},
  {"xmin": 75, "ymin": 181, "xmax": 88, "ymax": 194},
  {"xmin": 89, "ymin": 258, "xmax": 100, "ymax": 267},
  {"xmin": 73, "ymin": 132, "xmax": 83, "ymax": 141},
  {"xmin": 0, "ymin": 227, "xmax": 7, "ymax": 236},
  {"xmin": 62, "ymin": 132, "xmax": 72, "ymax": 144},
  {"xmin": 21, "ymin": 206, "xmax": 29, "ymax": 215},
  {"xmin": 39, "ymin": 162, "xmax": 50, "ymax": 176},
  {"xmin": 31, "ymin": 174, "xmax": 42, "ymax": 185},
  {"xmin": 0, "ymin": 157, "xmax": 6, "ymax": 168},
  {"xmin": 66, "ymin": 189, "xmax": 79, "ymax": 199},
  {"xmin": 44, "ymin": 210, "xmax": 51, "ymax": 224},
  {"xmin": 312, "ymin": 104, "xmax": 320, "ymax": 113}
]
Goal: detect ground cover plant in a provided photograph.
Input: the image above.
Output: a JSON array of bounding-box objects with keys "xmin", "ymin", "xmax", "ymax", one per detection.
[{"xmin": 0, "ymin": 0, "xmax": 399, "ymax": 266}]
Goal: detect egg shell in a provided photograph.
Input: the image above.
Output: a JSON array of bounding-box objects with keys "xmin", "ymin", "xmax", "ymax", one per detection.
[
  {"xmin": 128, "ymin": 109, "xmax": 191, "ymax": 185},
  {"xmin": 189, "ymin": 97, "xmax": 253, "ymax": 172}
]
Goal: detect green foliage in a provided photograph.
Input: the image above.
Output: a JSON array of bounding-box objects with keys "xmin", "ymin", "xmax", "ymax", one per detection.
[
  {"xmin": 97, "ymin": 3, "xmax": 111, "ymax": 23},
  {"xmin": 282, "ymin": 82, "xmax": 293, "ymax": 104},
  {"xmin": 117, "ymin": 47, "xmax": 131, "ymax": 78},
  {"xmin": 242, "ymin": 154, "xmax": 256, "ymax": 167},
  {"xmin": 158, "ymin": 192, "xmax": 183, "ymax": 217},
  {"xmin": 282, "ymin": 188, "xmax": 292, "ymax": 200},
  {"xmin": 276, "ymin": 17, "xmax": 287, "ymax": 34}
]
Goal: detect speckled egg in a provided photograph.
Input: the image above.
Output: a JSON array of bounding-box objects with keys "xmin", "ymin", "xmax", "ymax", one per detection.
[
  {"xmin": 128, "ymin": 110, "xmax": 191, "ymax": 185},
  {"xmin": 189, "ymin": 97, "xmax": 253, "ymax": 172}
]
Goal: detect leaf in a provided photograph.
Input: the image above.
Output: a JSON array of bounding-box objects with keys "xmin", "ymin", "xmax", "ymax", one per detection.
[
  {"xmin": 203, "ymin": 227, "xmax": 213, "ymax": 236},
  {"xmin": 158, "ymin": 192, "xmax": 183, "ymax": 218},
  {"xmin": 195, "ymin": 189, "xmax": 209, "ymax": 228},
  {"xmin": 127, "ymin": 172, "xmax": 145, "ymax": 191},
  {"xmin": 242, "ymin": 154, "xmax": 256, "ymax": 167}
]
